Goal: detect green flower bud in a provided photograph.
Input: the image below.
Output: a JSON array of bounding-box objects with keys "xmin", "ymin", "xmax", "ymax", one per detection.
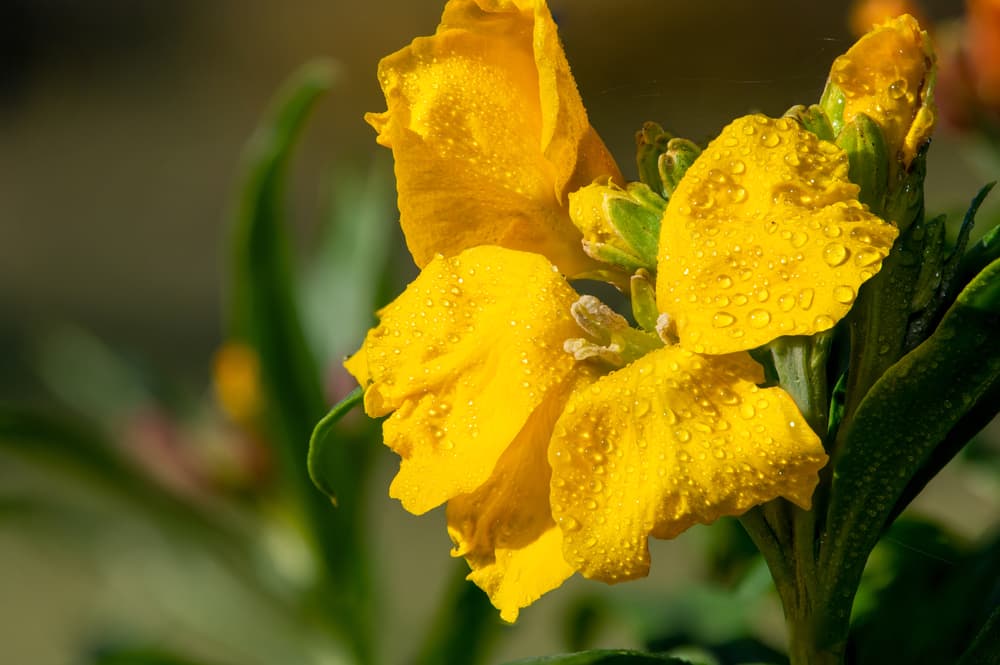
[
  {"xmin": 658, "ymin": 138, "xmax": 701, "ymax": 198},
  {"xmin": 784, "ymin": 104, "xmax": 835, "ymax": 141},
  {"xmin": 836, "ymin": 112, "xmax": 889, "ymax": 211},
  {"xmin": 569, "ymin": 179, "xmax": 666, "ymax": 272},
  {"xmin": 635, "ymin": 121, "xmax": 673, "ymax": 197}
]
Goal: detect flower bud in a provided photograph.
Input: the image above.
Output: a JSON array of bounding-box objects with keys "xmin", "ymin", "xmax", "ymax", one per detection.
[
  {"xmin": 569, "ymin": 180, "xmax": 666, "ymax": 272},
  {"xmin": 836, "ymin": 112, "xmax": 889, "ymax": 210},
  {"xmin": 658, "ymin": 138, "xmax": 702, "ymax": 198},
  {"xmin": 821, "ymin": 14, "xmax": 936, "ymax": 174}
]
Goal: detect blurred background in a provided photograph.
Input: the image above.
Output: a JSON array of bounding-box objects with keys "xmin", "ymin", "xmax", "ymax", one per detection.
[{"xmin": 2, "ymin": 1, "xmax": 997, "ymax": 664}]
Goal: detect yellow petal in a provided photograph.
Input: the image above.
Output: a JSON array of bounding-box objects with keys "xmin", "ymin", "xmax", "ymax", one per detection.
[
  {"xmin": 344, "ymin": 245, "xmax": 581, "ymax": 515},
  {"xmin": 829, "ymin": 14, "xmax": 936, "ymax": 167},
  {"xmin": 447, "ymin": 373, "xmax": 590, "ymax": 621},
  {"xmin": 366, "ymin": 0, "xmax": 621, "ymax": 276},
  {"xmin": 656, "ymin": 114, "xmax": 898, "ymax": 355},
  {"xmin": 549, "ymin": 345, "xmax": 828, "ymax": 582}
]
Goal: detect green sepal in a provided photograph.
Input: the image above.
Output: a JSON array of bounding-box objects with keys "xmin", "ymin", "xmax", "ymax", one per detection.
[
  {"xmin": 658, "ymin": 138, "xmax": 701, "ymax": 198},
  {"xmin": 784, "ymin": 103, "xmax": 835, "ymax": 141},
  {"xmin": 819, "ymin": 256, "xmax": 1000, "ymax": 648},
  {"xmin": 630, "ymin": 269, "xmax": 660, "ymax": 332},
  {"xmin": 819, "ymin": 80, "xmax": 846, "ymax": 136},
  {"xmin": 505, "ymin": 651, "xmax": 698, "ymax": 665},
  {"xmin": 835, "ymin": 112, "xmax": 888, "ymax": 211},
  {"xmin": 636, "ymin": 121, "xmax": 673, "ymax": 197},
  {"xmin": 575, "ymin": 181, "xmax": 665, "ymax": 272},
  {"xmin": 604, "ymin": 182, "xmax": 666, "ymax": 267}
]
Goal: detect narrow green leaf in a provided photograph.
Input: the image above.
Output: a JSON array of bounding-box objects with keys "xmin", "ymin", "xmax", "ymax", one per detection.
[
  {"xmin": 939, "ymin": 182, "xmax": 995, "ymax": 301},
  {"xmin": 88, "ymin": 645, "xmax": 224, "ymax": 665},
  {"xmin": 504, "ymin": 650, "xmax": 698, "ymax": 665},
  {"xmin": 227, "ymin": 60, "xmax": 375, "ymax": 660},
  {"xmin": 819, "ymin": 256, "xmax": 1000, "ymax": 642},
  {"xmin": 962, "ymin": 219, "xmax": 1000, "ymax": 282},
  {"xmin": 307, "ymin": 387, "xmax": 362, "ymax": 501},
  {"xmin": 957, "ymin": 604, "xmax": 1000, "ymax": 665}
]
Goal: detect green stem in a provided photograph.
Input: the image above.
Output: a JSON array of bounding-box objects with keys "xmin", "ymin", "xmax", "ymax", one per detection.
[{"xmin": 767, "ymin": 333, "xmax": 848, "ymax": 665}]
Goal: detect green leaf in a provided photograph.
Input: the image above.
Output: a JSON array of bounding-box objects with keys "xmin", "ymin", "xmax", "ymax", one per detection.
[
  {"xmin": 299, "ymin": 160, "xmax": 395, "ymax": 367},
  {"xmin": 850, "ymin": 520, "xmax": 999, "ymax": 665},
  {"xmin": 88, "ymin": 645, "xmax": 224, "ymax": 665},
  {"xmin": 819, "ymin": 256, "xmax": 1000, "ymax": 644},
  {"xmin": 504, "ymin": 650, "xmax": 698, "ymax": 665},
  {"xmin": 957, "ymin": 603, "xmax": 1000, "ymax": 665},
  {"xmin": 227, "ymin": 59, "xmax": 375, "ymax": 660}
]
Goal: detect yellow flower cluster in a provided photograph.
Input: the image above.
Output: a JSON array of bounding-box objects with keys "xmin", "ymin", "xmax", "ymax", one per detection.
[{"xmin": 348, "ymin": 0, "xmax": 933, "ymax": 621}]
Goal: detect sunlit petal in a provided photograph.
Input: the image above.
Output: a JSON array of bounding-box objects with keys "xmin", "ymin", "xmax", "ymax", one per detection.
[
  {"xmin": 367, "ymin": 0, "xmax": 621, "ymax": 276},
  {"xmin": 656, "ymin": 114, "xmax": 898, "ymax": 355},
  {"xmin": 549, "ymin": 345, "xmax": 827, "ymax": 582},
  {"xmin": 345, "ymin": 245, "xmax": 581, "ymax": 514}
]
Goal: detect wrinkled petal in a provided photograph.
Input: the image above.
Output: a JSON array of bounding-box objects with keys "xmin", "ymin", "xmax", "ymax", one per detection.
[
  {"xmin": 656, "ymin": 114, "xmax": 898, "ymax": 355},
  {"xmin": 366, "ymin": 0, "xmax": 621, "ymax": 276},
  {"xmin": 447, "ymin": 372, "xmax": 593, "ymax": 621},
  {"xmin": 549, "ymin": 345, "xmax": 827, "ymax": 582},
  {"xmin": 829, "ymin": 14, "xmax": 936, "ymax": 167},
  {"xmin": 345, "ymin": 245, "xmax": 581, "ymax": 514}
]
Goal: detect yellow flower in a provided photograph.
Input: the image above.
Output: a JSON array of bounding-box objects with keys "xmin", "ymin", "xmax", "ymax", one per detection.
[
  {"xmin": 824, "ymin": 14, "xmax": 936, "ymax": 170},
  {"xmin": 365, "ymin": 0, "xmax": 621, "ymax": 277},
  {"xmin": 348, "ymin": 1, "xmax": 899, "ymax": 620}
]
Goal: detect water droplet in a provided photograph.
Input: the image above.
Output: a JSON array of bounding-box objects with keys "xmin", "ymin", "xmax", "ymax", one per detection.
[
  {"xmin": 888, "ymin": 78, "xmax": 908, "ymax": 100},
  {"xmin": 674, "ymin": 427, "xmax": 691, "ymax": 442},
  {"xmin": 757, "ymin": 289, "xmax": 770, "ymax": 302},
  {"xmin": 713, "ymin": 312, "xmax": 736, "ymax": 328},
  {"xmin": 823, "ymin": 225, "xmax": 843, "ymax": 238},
  {"xmin": 730, "ymin": 186, "xmax": 747, "ymax": 203},
  {"xmin": 778, "ymin": 294, "xmax": 796, "ymax": 312},
  {"xmin": 799, "ymin": 288, "xmax": 815, "ymax": 310},
  {"xmin": 561, "ymin": 516, "xmax": 581, "ymax": 531},
  {"xmin": 790, "ymin": 231, "xmax": 809, "ymax": 248},
  {"xmin": 663, "ymin": 407, "xmax": 678, "ymax": 425},
  {"xmin": 584, "ymin": 498, "xmax": 598, "ymax": 510},
  {"xmin": 749, "ymin": 309, "xmax": 771, "ymax": 328},
  {"xmin": 716, "ymin": 274, "xmax": 733, "ymax": 289},
  {"xmin": 813, "ymin": 315, "xmax": 835, "ymax": 329},
  {"xmin": 833, "ymin": 285, "xmax": 855, "ymax": 303},
  {"xmin": 740, "ymin": 404, "xmax": 756, "ymax": 419},
  {"xmin": 760, "ymin": 132, "xmax": 781, "ymax": 148},
  {"xmin": 823, "ymin": 242, "xmax": 849, "ymax": 266},
  {"xmin": 854, "ymin": 249, "xmax": 882, "ymax": 266}
]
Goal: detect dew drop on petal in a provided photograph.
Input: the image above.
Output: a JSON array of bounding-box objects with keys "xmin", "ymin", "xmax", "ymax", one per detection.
[
  {"xmin": 833, "ymin": 285, "xmax": 856, "ymax": 303},
  {"xmin": 749, "ymin": 309, "xmax": 771, "ymax": 328},
  {"xmin": 798, "ymin": 288, "xmax": 815, "ymax": 310},
  {"xmin": 814, "ymin": 314, "xmax": 835, "ymax": 329},
  {"xmin": 713, "ymin": 312, "xmax": 736, "ymax": 328},
  {"xmin": 823, "ymin": 242, "xmax": 849, "ymax": 266},
  {"xmin": 854, "ymin": 249, "xmax": 882, "ymax": 267}
]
